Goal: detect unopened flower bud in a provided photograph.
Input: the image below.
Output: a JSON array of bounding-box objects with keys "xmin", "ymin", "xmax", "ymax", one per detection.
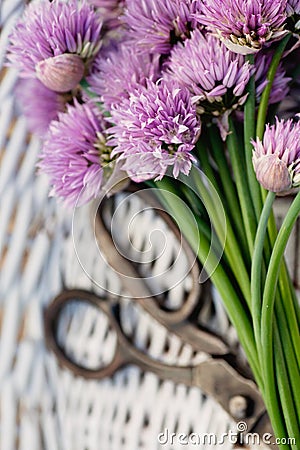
[
  {"xmin": 252, "ymin": 154, "xmax": 292, "ymax": 193},
  {"xmin": 252, "ymin": 118, "xmax": 300, "ymax": 195},
  {"xmin": 36, "ymin": 54, "xmax": 85, "ymax": 93}
]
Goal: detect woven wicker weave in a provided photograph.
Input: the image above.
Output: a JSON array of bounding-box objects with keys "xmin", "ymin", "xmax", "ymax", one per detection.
[{"xmin": 0, "ymin": 2, "xmax": 299, "ymax": 450}]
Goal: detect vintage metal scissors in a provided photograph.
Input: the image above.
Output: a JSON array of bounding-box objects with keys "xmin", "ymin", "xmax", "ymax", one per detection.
[
  {"xmin": 44, "ymin": 187, "xmax": 272, "ymax": 440},
  {"xmin": 44, "ymin": 288, "xmax": 271, "ymax": 439}
]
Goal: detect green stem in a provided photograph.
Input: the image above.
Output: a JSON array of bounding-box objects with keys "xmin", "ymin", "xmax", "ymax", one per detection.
[
  {"xmin": 274, "ymin": 323, "xmax": 300, "ymax": 450},
  {"xmin": 244, "ymin": 55, "xmax": 263, "ymax": 221},
  {"xmin": 261, "ymin": 192, "xmax": 300, "ymax": 444},
  {"xmin": 288, "ymin": 273, "xmax": 300, "ymax": 324},
  {"xmin": 154, "ymin": 179, "xmax": 261, "ymax": 385},
  {"xmin": 260, "ymin": 195, "xmax": 300, "ymax": 364},
  {"xmin": 180, "ymin": 183, "xmax": 207, "ymax": 217},
  {"xmin": 251, "ymin": 192, "xmax": 300, "ymax": 430},
  {"xmin": 180, "ymin": 185, "xmax": 215, "ymax": 245},
  {"xmin": 256, "ymin": 34, "xmax": 291, "ymax": 140},
  {"xmin": 256, "ymin": 110, "xmax": 297, "ymax": 340},
  {"xmin": 251, "ymin": 191, "xmax": 275, "ymax": 368},
  {"xmin": 251, "ymin": 192, "xmax": 300, "ymax": 435},
  {"xmin": 277, "ymin": 266, "xmax": 300, "ymax": 368},
  {"xmin": 180, "ymin": 183, "xmax": 237, "ymax": 285},
  {"xmin": 227, "ymin": 117, "xmax": 257, "ymax": 256},
  {"xmin": 275, "ymin": 301, "xmax": 300, "ymax": 419},
  {"xmin": 189, "ymin": 165, "xmax": 252, "ymax": 307},
  {"xmin": 261, "ymin": 193, "xmax": 300, "ymax": 366},
  {"xmin": 208, "ymin": 127, "xmax": 249, "ymax": 259},
  {"xmin": 196, "ymin": 139, "xmax": 221, "ymax": 196}
]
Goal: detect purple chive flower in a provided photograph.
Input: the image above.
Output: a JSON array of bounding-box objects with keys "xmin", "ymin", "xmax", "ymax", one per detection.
[
  {"xmin": 123, "ymin": 0, "xmax": 202, "ymax": 55},
  {"xmin": 108, "ymin": 79, "xmax": 201, "ymax": 182},
  {"xmin": 287, "ymin": 0, "xmax": 300, "ymax": 16},
  {"xmin": 87, "ymin": 0, "xmax": 125, "ymax": 30},
  {"xmin": 255, "ymin": 53, "xmax": 291, "ymax": 105},
  {"xmin": 165, "ymin": 30, "xmax": 252, "ymax": 138},
  {"xmin": 39, "ymin": 101, "xmax": 121, "ymax": 207},
  {"xmin": 7, "ymin": 0, "xmax": 103, "ymax": 89},
  {"xmin": 196, "ymin": 0, "xmax": 288, "ymax": 55},
  {"xmin": 15, "ymin": 78, "xmax": 67, "ymax": 137},
  {"xmin": 252, "ymin": 117, "xmax": 300, "ymax": 193},
  {"xmin": 87, "ymin": 43, "xmax": 160, "ymax": 109}
]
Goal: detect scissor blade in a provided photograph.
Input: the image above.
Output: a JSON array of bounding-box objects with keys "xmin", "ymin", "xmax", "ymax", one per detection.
[{"xmin": 192, "ymin": 359, "xmax": 267, "ymax": 434}]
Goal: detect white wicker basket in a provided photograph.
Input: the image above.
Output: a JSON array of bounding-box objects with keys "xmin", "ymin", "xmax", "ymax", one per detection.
[{"xmin": 0, "ymin": 2, "xmax": 299, "ymax": 450}]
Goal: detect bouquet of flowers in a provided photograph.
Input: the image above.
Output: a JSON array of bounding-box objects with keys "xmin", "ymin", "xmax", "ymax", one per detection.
[{"xmin": 6, "ymin": 0, "xmax": 300, "ymax": 447}]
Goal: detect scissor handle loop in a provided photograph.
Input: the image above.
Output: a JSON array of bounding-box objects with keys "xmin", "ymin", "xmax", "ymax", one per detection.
[
  {"xmin": 44, "ymin": 289, "xmax": 196, "ymax": 384},
  {"xmin": 44, "ymin": 289, "xmax": 128, "ymax": 380}
]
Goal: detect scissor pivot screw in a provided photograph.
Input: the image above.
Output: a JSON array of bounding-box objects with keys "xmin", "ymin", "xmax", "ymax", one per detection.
[{"xmin": 229, "ymin": 395, "xmax": 248, "ymax": 419}]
